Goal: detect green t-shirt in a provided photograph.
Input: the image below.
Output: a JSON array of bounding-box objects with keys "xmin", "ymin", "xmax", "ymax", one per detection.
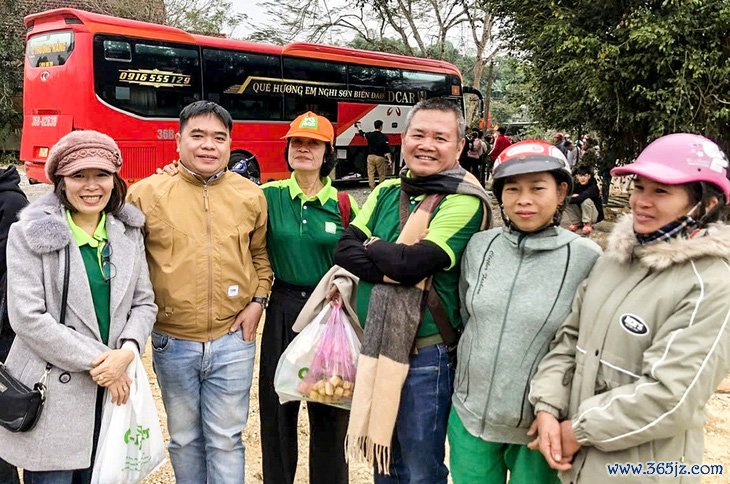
[
  {"xmin": 262, "ymin": 174, "xmax": 358, "ymax": 288},
  {"xmin": 351, "ymin": 178, "xmax": 484, "ymax": 338},
  {"xmin": 66, "ymin": 211, "xmax": 111, "ymax": 345}
]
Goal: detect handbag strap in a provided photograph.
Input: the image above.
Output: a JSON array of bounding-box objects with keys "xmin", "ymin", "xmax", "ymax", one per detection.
[
  {"xmin": 337, "ymin": 191, "xmax": 351, "ymax": 229},
  {"xmin": 44, "ymin": 245, "xmax": 71, "ymax": 373}
]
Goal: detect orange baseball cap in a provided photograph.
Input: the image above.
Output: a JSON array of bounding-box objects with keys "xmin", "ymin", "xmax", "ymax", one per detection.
[{"xmin": 282, "ymin": 111, "xmax": 335, "ymax": 145}]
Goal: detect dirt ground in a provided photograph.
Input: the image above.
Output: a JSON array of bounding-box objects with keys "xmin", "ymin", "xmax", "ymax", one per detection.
[{"xmin": 13, "ymin": 171, "xmax": 729, "ymax": 483}]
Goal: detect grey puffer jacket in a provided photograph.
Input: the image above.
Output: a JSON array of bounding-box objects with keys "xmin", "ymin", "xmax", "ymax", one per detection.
[
  {"xmin": 453, "ymin": 225, "xmax": 601, "ymax": 444},
  {"xmin": 0, "ymin": 193, "xmax": 157, "ymax": 471},
  {"xmin": 530, "ymin": 216, "xmax": 730, "ymax": 483}
]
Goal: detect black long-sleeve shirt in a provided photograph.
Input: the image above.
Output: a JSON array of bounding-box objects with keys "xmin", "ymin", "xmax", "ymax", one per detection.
[{"xmin": 334, "ymin": 225, "xmax": 450, "ymax": 286}]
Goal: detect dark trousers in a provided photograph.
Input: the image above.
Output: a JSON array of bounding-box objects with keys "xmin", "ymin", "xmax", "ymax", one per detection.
[
  {"xmin": 0, "ymin": 333, "xmax": 20, "ymax": 484},
  {"xmin": 259, "ymin": 282, "xmax": 350, "ymax": 484},
  {"xmin": 0, "ymin": 459, "xmax": 19, "ymax": 484}
]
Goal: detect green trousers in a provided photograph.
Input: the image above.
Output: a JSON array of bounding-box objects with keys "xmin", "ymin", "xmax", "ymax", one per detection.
[{"xmin": 448, "ymin": 408, "xmax": 560, "ymax": 484}]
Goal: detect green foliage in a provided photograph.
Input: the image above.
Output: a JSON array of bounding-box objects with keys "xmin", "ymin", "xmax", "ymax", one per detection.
[
  {"xmin": 0, "ymin": 1, "xmax": 23, "ymax": 138},
  {"xmin": 347, "ymin": 35, "xmax": 420, "ymax": 56},
  {"xmin": 491, "ymin": 0, "xmax": 730, "ymax": 159},
  {"xmin": 0, "ymin": 151, "xmax": 19, "ymax": 166},
  {"xmin": 489, "ymin": 56, "xmax": 531, "ymax": 125}
]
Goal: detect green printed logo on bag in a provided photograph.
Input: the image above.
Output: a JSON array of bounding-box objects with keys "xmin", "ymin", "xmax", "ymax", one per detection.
[{"xmin": 124, "ymin": 425, "xmax": 151, "ymax": 450}]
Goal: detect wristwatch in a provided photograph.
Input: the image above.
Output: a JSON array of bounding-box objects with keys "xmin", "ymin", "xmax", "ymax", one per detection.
[{"xmin": 251, "ymin": 296, "xmax": 268, "ymax": 309}]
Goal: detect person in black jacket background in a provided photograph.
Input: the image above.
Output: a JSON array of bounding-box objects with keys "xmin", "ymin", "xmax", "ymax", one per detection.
[
  {"xmin": 356, "ymin": 120, "xmax": 392, "ymax": 189},
  {"xmin": 0, "ymin": 164, "xmax": 29, "ymax": 484},
  {"xmin": 565, "ymin": 165, "xmax": 604, "ymax": 235}
]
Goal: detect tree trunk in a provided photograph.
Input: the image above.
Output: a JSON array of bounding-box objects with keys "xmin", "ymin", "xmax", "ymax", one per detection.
[{"xmin": 484, "ymin": 60, "xmax": 494, "ymax": 127}]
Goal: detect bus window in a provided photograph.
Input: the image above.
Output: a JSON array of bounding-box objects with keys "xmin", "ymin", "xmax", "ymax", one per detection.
[
  {"xmin": 348, "ymin": 65, "xmax": 400, "ymax": 86},
  {"xmin": 27, "ymin": 31, "xmax": 74, "ymax": 67},
  {"xmin": 399, "ymin": 71, "xmax": 449, "ymax": 96},
  {"xmin": 93, "ymin": 35, "xmax": 201, "ymax": 118},
  {"xmin": 282, "ymin": 57, "xmax": 347, "ymax": 120},
  {"xmin": 103, "ymin": 40, "xmax": 131, "ymax": 62},
  {"xmin": 202, "ymin": 48, "xmax": 283, "ymax": 121}
]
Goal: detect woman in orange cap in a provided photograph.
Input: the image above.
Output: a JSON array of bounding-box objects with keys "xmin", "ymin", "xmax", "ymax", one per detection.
[{"xmin": 258, "ymin": 112, "xmax": 358, "ymax": 484}]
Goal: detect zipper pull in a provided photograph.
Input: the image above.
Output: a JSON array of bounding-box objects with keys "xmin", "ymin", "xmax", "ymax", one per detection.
[{"xmin": 203, "ymin": 186, "xmax": 209, "ymax": 211}]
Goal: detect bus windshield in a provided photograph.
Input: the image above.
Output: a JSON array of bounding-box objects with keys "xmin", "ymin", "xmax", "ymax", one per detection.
[{"xmin": 27, "ymin": 31, "xmax": 75, "ymax": 67}]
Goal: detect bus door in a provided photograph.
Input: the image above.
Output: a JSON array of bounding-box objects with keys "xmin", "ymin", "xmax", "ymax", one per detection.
[
  {"xmin": 334, "ymin": 102, "xmax": 409, "ymax": 179},
  {"xmin": 461, "ymin": 86, "xmax": 485, "ymax": 129}
]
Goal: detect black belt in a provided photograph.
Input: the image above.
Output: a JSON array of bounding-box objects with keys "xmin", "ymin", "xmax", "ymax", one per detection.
[{"xmin": 272, "ymin": 279, "xmax": 315, "ymax": 297}]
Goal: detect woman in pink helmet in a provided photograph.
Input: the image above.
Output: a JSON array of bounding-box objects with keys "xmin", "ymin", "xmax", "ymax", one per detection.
[{"xmin": 528, "ymin": 133, "xmax": 730, "ymax": 483}]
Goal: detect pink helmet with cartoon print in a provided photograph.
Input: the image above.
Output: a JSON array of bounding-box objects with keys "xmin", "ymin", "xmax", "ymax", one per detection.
[{"xmin": 611, "ymin": 133, "xmax": 730, "ymax": 202}]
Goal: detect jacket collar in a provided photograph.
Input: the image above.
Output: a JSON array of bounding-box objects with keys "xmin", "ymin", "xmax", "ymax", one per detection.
[
  {"xmin": 606, "ymin": 214, "xmax": 730, "ymax": 270},
  {"xmin": 178, "ymin": 161, "xmax": 226, "ymax": 186},
  {"xmin": 19, "ymin": 193, "xmax": 144, "ymax": 254},
  {"xmin": 18, "ymin": 193, "xmax": 145, "ymax": 339},
  {"xmin": 501, "ymin": 225, "xmax": 581, "ymax": 252}
]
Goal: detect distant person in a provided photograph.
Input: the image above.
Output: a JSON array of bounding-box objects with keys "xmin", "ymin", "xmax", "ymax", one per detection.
[
  {"xmin": 0, "ymin": 165, "xmax": 28, "ymax": 484},
  {"xmin": 566, "ymin": 165, "xmax": 604, "ymax": 235},
  {"xmin": 553, "ymin": 133, "xmax": 568, "ymax": 157},
  {"xmin": 488, "ymin": 125, "xmax": 512, "ymax": 170},
  {"xmin": 463, "ymin": 131, "xmax": 486, "ymax": 180},
  {"xmin": 579, "ymin": 137, "xmax": 606, "ymax": 202},
  {"xmin": 564, "ymin": 140, "xmax": 578, "ymax": 171},
  {"xmin": 356, "ymin": 120, "xmax": 392, "ymax": 189}
]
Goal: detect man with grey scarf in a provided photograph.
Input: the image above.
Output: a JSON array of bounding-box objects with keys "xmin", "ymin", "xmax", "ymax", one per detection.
[{"xmin": 334, "ymin": 97, "xmax": 491, "ymax": 484}]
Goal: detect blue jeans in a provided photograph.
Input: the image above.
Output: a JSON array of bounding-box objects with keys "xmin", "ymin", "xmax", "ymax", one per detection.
[
  {"xmin": 151, "ymin": 329, "xmax": 255, "ymax": 484},
  {"xmin": 374, "ymin": 343, "xmax": 454, "ymax": 484}
]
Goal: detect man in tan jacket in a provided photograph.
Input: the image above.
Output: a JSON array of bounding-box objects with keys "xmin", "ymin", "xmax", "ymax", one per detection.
[{"xmin": 127, "ymin": 101, "xmax": 272, "ymax": 484}]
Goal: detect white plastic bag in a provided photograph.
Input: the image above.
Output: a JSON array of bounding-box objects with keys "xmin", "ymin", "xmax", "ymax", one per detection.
[
  {"xmin": 274, "ymin": 303, "xmax": 361, "ymax": 410},
  {"xmin": 91, "ymin": 350, "xmax": 166, "ymax": 484}
]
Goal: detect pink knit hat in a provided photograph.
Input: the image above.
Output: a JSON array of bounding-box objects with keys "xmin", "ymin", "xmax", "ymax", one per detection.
[{"xmin": 46, "ymin": 130, "xmax": 123, "ymax": 183}]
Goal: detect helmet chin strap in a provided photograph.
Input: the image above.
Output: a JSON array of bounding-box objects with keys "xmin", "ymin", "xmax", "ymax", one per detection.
[{"xmin": 500, "ymin": 203, "xmax": 565, "ymax": 234}]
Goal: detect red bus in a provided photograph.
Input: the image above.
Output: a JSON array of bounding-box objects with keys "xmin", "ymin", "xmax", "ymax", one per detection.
[{"xmin": 22, "ymin": 8, "xmax": 481, "ymax": 184}]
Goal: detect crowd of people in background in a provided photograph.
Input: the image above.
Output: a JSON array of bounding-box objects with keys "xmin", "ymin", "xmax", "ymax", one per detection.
[{"xmin": 0, "ymin": 98, "xmax": 728, "ymax": 484}]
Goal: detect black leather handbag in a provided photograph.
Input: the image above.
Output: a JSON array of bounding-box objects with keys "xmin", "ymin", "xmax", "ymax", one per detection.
[{"xmin": 0, "ymin": 246, "xmax": 70, "ymax": 433}]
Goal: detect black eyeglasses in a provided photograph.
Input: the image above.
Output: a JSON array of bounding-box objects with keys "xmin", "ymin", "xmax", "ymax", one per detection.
[{"xmin": 101, "ymin": 242, "xmax": 116, "ymax": 283}]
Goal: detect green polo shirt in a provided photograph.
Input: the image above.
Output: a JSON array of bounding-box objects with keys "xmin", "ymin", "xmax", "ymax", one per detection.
[
  {"xmin": 351, "ymin": 178, "xmax": 483, "ymax": 338},
  {"xmin": 66, "ymin": 211, "xmax": 110, "ymax": 345},
  {"xmin": 262, "ymin": 174, "xmax": 358, "ymax": 288}
]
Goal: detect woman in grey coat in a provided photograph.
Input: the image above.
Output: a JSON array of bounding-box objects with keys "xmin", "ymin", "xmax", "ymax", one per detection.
[{"xmin": 0, "ymin": 131, "xmax": 157, "ymax": 483}]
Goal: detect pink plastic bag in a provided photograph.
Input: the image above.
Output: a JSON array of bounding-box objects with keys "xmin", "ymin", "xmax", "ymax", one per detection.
[{"xmin": 296, "ymin": 303, "xmax": 359, "ymax": 407}]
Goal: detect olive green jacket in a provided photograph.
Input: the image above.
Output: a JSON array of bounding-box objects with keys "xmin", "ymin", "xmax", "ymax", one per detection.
[{"xmin": 530, "ymin": 216, "xmax": 730, "ymax": 483}]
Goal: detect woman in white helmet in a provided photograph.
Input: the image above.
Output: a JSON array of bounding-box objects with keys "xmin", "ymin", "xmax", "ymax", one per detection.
[
  {"xmin": 449, "ymin": 140, "xmax": 602, "ymax": 483},
  {"xmin": 529, "ymin": 133, "xmax": 730, "ymax": 483}
]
